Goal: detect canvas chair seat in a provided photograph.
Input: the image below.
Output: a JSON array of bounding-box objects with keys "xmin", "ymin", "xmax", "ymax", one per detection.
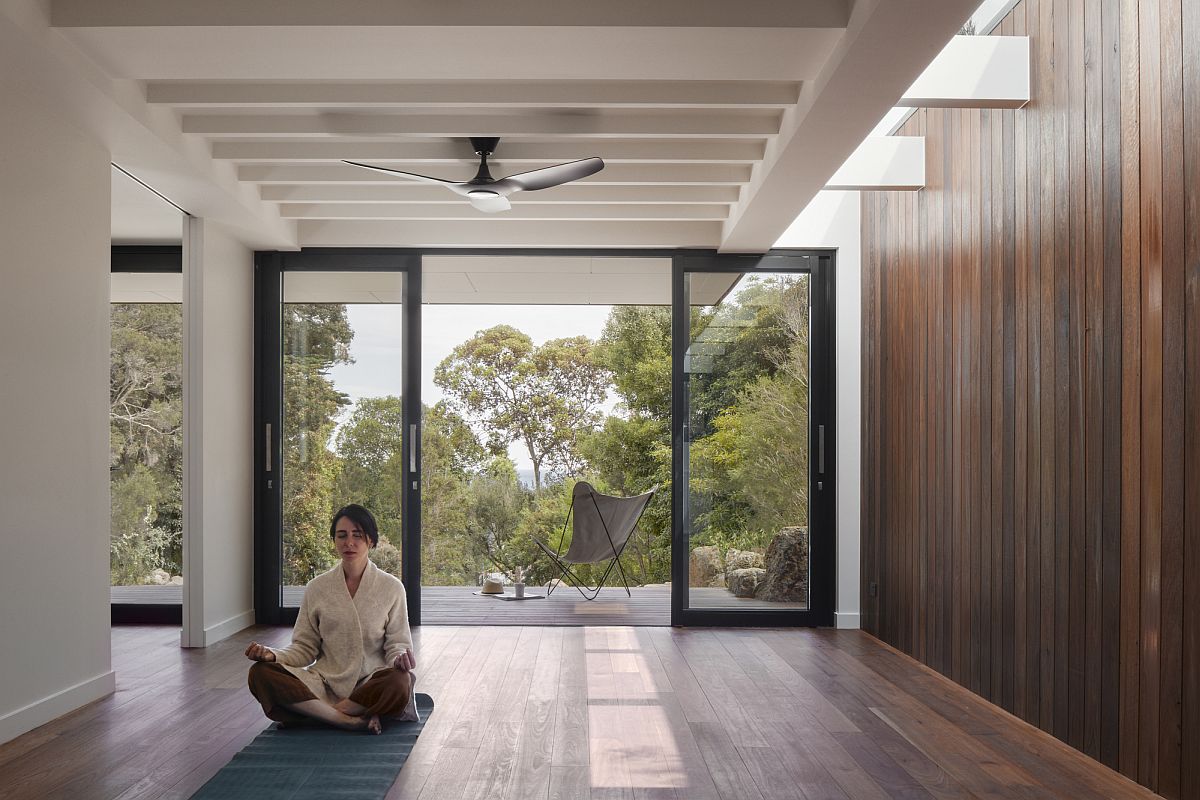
[{"xmin": 533, "ymin": 481, "xmax": 655, "ymax": 600}]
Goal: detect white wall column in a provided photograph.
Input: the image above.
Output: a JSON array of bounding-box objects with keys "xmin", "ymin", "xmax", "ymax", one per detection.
[
  {"xmin": 0, "ymin": 78, "xmax": 114, "ymax": 743},
  {"xmin": 776, "ymin": 191, "xmax": 863, "ymax": 629},
  {"xmin": 181, "ymin": 216, "xmax": 256, "ymax": 648}
]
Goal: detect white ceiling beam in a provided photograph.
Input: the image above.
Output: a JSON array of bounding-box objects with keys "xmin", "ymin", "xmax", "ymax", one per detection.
[
  {"xmin": 240, "ymin": 163, "xmax": 750, "ymax": 185},
  {"xmin": 52, "ymin": 0, "xmax": 849, "ymax": 28},
  {"xmin": 824, "ymin": 136, "xmax": 925, "ymax": 191},
  {"xmin": 900, "ymin": 35, "xmax": 1030, "ymax": 109},
  {"xmin": 260, "ymin": 184, "xmax": 742, "ymax": 204},
  {"xmin": 278, "ymin": 203, "xmax": 729, "ymax": 221},
  {"xmin": 719, "ymin": 0, "xmax": 979, "ymax": 252},
  {"xmin": 149, "ymin": 80, "xmax": 800, "ymax": 108},
  {"xmin": 297, "ymin": 219, "xmax": 719, "ymax": 248},
  {"xmin": 182, "ymin": 112, "xmax": 782, "ymax": 138},
  {"xmin": 58, "ymin": 26, "xmax": 842, "ymax": 82},
  {"xmin": 212, "ymin": 139, "xmax": 766, "ymax": 163}
]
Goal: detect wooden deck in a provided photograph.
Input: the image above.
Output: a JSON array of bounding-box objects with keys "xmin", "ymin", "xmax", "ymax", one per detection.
[
  {"xmin": 0, "ymin": 625, "xmax": 1160, "ymax": 799},
  {"xmin": 111, "ymin": 584, "xmax": 804, "ymax": 626}
]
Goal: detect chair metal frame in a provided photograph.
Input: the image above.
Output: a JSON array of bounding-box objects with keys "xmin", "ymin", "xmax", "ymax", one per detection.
[{"xmin": 533, "ymin": 485, "xmax": 655, "ymax": 601}]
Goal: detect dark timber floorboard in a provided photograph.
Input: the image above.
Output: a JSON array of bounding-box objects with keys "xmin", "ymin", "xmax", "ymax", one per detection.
[{"xmin": 0, "ymin": 626, "xmax": 1160, "ymax": 800}]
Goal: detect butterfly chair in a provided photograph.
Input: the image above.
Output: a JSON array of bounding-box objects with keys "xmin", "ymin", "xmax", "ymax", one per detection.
[{"xmin": 533, "ymin": 481, "xmax": 656, "ymax": 601}]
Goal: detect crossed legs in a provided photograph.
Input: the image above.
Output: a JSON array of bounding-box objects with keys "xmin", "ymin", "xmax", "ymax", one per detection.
[{"xmin": 248, "ymin": 663, "xmax": 412, "ymax": 734}]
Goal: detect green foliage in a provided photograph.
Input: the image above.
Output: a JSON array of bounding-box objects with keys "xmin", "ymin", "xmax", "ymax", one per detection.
[
  {"xmin": 104, "ymin": 280, "xmax": 811, "ymax": 594},
  {"xmin": 434, "ymin": 325, "xmax": 611, "ymax": 489},
  {"xmin": 282, "ymin": 304, "xmax": 354, "ymax": 585},
  {"xmin": 597, "ymin": 305, "xmax": 672, "ymax": 417},
  {"xmin": 418, "ymin": 403, "xmax": 488, "ymax": 585},
  {"xmin": 109, "ymin": 304, "xmax": 183, "ymax": 584},
  {"xmin": 685, "ymin": 276, "xmax": 811, "ymax": 553}
]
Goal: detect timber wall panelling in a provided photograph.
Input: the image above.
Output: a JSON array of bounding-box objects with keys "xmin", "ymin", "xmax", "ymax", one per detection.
[{"xmin": 860, "ymin": 0, "xmax": 1200, "ymax": 797}]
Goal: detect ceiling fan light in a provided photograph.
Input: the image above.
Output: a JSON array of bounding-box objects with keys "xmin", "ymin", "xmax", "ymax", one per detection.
[{"xmin": 468, "ymin": 189, "xmax": 501, "ymax": 198}]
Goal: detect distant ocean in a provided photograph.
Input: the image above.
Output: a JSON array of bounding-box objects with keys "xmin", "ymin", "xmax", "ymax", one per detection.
[{"xmin": 516, "ymin": 467, "xmax": 536, "ymax": 489}]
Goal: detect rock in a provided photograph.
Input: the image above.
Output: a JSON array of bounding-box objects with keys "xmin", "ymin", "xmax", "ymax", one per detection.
[
  {"xmin": 727, "ymin": 567, "xmax": 766, "ymax": 598},
  {"xmin": 724, "ymin": 548, "xmax": 764, "ymax": 573},
  {"xmin": 756, "ymin": 527, "xmax": 809, "ymax": 603},
  {"xmin": 689, "ymin": 546, "xmax": 723, "ymax": 588},
  {"xmin": 148, "ymin": 569, "xmax": 170, "ymax": 586},
  {"xmin": 169, "ymin": 575, "xmax": 184, "ymax": 586}
]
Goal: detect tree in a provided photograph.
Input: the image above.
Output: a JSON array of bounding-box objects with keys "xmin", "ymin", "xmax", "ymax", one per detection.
[
  {"xmin": 336, "ymin": 396, "xmax": 494, "ymax": 585},
  {"xmin": 686, "ymin": 276, "xmax": 811, "ymax": 551},
  {"xmin": 433, "ymin": 325, "xmax": 610, "ymax": 490},
  {"xmin": 110, "ymin": 304, "xmax": 183, "ymax": 583},
  {"xmin": 335, "ymin": 395, "xmax": 406, "ymax": 551},
  {"xmin": 281, "ymin": 304, "xmax": 354, "ymax": 584}
]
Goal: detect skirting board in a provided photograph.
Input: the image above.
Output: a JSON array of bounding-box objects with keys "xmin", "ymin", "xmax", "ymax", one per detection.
[
  {"xmin": 188, "ymin": 609, "xmax": 255, "ymax": 648},
  {"xmin": 835, "ymin": 612, "xmax": 861, "ymax": 630},
  {"xmin": 0, "ymin": 670, "xmax": 115, "ymax": 745}
]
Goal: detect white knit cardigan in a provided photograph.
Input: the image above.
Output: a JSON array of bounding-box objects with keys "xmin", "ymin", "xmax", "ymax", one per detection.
[{"xmin": 269, "ymin": 560, "xmax": 413, "ymax": 702}]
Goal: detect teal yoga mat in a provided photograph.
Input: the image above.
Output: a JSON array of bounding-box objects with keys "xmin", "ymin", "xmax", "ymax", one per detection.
[{"xmin": 191, "ymin": 693, "xmax": 433, "ymax": 799}]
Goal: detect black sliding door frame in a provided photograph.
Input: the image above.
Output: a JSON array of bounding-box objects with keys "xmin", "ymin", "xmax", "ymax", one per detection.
[
  {"xmin": 670, "ymin": 250, "xmax": 837, "ymax": 627},
  {"xmin": 254, "ymin": 249, "xmax": 421, "ymax": 626},
  {"xmin": 255, "ymin": 247, "xmax": 835, "ymax": 629}
]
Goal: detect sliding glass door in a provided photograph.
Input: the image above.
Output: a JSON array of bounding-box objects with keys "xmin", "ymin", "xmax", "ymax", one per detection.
[
  {"xmin": 671, "ymin": 252, "xmax": 835, "ymax": 626},
  {"xmin": 256, "ymin": 252, "xmax": 421, "ymax": 625},
  {"xmin": 255, "ymin": 248, "xmax": 833, "ymax": 628}
]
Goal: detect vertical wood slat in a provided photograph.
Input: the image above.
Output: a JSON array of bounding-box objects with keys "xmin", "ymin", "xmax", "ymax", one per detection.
[
  {"xmin": 1052, "ymin": 0, "xmax": 1072, "ymax": 744},
  {"xmin": 858, "ymin": 0, "xmax": 1197, "ymax": 797},
  {"xmin": 1181, "ymin": 0, "xmax": 1200, "ymax": 796},
  {"xmin": 1119, "ymin": 0, "xmax": 1143, "ymax": 780},
  {"xmin": 1138, "ymin": 0, "xmax": 1164, "ymax": 789},
  {"xmin": 1099, "ymin": 0, "xmax": 1124, "ymax": 772},
  {"xmin": 1067, "ymin": 0, "xmax": 1087, "ymax": 754},
  {"xmin": 1158, "ymin": 0, "xmax": 1187, "ymax": 796},
  {"xmin": 1013, "ymin": 3, "xmax": 1030, "ymax": 724},
  {"xmin": 1038, "ymin": 0, "xmax": 1059, "ymax": 737},
  {"xmin": 1024, "ymin": 0, "xmax": 1044, "ymax": 733},
  {"xmin": 1082, "ymin": 0, "xmax": 1105, "ymax": 763}
]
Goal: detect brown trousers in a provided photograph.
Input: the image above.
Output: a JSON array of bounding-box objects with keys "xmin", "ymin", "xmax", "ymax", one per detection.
[{"xmin": 247, "ymin": 661, "xmax": 412, "ymax": 724}]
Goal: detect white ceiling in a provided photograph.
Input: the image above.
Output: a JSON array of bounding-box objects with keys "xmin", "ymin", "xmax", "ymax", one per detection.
[{"xmin": 55, "ymin": 0, "xmax": 979, "ymax": 252}]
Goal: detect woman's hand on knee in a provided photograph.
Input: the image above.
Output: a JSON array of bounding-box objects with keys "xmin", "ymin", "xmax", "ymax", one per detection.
[
  {"xmin": 245, "ymin": 641, "xmax": 276, "ymax": 662},
  {"xmin": 393, "ymin": 648, "xmax": 416, "ymax": 672}
]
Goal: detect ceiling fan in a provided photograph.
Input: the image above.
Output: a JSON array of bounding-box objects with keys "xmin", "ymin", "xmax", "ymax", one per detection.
[{"xmin": 342, "ymin": 137, "xmax": 604, "ymax": 213}]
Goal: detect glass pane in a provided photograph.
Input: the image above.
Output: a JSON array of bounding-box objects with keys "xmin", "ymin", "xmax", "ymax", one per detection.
[
  {"xmin": 419, "ymin": 296, "xmax": 671, "ymax": 619},
  {"xmin": 110, "ymin": 302, "xmax": 184, "ymax": 603},
  {"xmin": 282, "ymin": 272, "xmax": 404, "ymax": 606},
  {"xmin": 685, "ymin": 272, "xmax": 811, "ymax": 610}
]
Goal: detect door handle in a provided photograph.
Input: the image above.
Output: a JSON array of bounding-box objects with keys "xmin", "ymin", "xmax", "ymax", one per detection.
[
  {"xmin": 818, "ymin": 424, "xmax": 825, "ymax": 474},
  {"xmin": 410, "ymin": 424, "xmax": 417, "ymax": 472}
]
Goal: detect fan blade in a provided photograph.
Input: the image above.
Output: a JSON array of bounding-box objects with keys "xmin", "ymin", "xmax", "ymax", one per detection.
[
  {"xmin": 468, "ymin": 193, "xmax": 512, "ymax": 213},
  {"xmin": 500, "ymin": 157, "xmax": 604, "ymax": 192},
  {"xmin": 341, "ymin": 160, "xmax": 460, "ymax": 187}
]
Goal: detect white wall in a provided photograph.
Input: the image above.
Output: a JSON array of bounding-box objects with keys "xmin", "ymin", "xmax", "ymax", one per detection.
[
  {"xmin": 0, "ymin": 79, "xmax": 115, "ymax": 742},
  {"xmin": 181, "ymin": 218, "xmax": 256, "ymax": 647},
  {"xmin": 775, "ymin": 190, "xmax": 863, "ymax": 629}
]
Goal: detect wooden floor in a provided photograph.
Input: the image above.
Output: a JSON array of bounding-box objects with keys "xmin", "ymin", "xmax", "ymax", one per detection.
[
  {"xmin": 111, "ymin": 585, "xmax": 803, "ymax": 626},
  {"xmin": 0, "ymin": 626, "xmax": 1159, "ymax": 800}
]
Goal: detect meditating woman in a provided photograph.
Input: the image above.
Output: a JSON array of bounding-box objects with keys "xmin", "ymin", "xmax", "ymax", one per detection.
[{"xmin": 244, "ymin": 504, "xmax": 417, "ymax": 734}]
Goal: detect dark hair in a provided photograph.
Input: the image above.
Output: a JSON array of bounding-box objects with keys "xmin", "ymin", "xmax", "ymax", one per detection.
[{"xmin": 329, "ymin": 504, "xmax": 379, "ymax": 547}]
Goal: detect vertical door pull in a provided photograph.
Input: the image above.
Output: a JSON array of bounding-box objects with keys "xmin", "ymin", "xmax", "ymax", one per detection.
[
  {"xmin": 410, "ymin": 424, "xmax": 417, "ymax": 472},
  {"xmin": 264, "ymin": 423, "xmax": 272, "ymax": 472},
  {"xmin": 818, "ymin": 424, "xmax": 825, "ymax": 474}
]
